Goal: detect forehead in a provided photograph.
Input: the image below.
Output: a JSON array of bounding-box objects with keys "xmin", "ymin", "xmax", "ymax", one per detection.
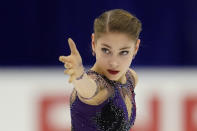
[{"xmin": 96, "ymin": 32, "xmax": 135, "ymax": 48}]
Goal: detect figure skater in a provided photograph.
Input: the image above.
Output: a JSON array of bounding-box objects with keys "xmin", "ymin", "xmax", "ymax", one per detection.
[{"xmin": 59, "ymin": 9, "xmax": 142, "ymax": 131}]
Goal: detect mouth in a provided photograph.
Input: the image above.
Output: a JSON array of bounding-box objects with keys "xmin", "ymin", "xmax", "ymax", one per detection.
[{"xmin": 107, "ymin": 69, "xmax": 120, "ymax": 75}]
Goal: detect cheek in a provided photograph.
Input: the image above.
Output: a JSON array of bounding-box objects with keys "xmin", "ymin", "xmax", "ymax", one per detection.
[
  {"xmin": 96, "ymin": 53, "xmax": 108, "ymax": 63},
  {"xmin": 120, "ymin": 56, "xmax": 133, "ymax": 66}
]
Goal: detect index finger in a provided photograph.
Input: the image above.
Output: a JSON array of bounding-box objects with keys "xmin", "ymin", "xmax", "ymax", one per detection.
[{"xmin": 68, "ymin": 38, "xmax": 79, "ymax": 55}]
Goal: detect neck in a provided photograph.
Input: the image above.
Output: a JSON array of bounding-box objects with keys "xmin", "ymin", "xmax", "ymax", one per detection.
[{"xmin": 118, "ymin": 73, "xmax": 127, "ymax": 84}]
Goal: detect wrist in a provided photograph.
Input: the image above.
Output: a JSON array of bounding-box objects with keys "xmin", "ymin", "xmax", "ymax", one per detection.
[
  {"xmin": 76, "ymin": 71, "xmax": 85, "ymax": 80},
  {"xmin": 75, "ymin": 67, "xmax": 85, "ymax": 80}
]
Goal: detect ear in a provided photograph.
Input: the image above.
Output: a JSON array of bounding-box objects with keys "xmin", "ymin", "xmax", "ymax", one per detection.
[
  {"xmin": 91, "ymin": 33, "xmax": 96, "ymax": 52},
  {"xmin": 134, "ymin": 39, "xmax": 140, "ymax": 55}
]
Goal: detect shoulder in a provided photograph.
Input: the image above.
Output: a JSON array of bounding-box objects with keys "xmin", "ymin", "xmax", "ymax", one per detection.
[
  {"xmin": 86, "ymin": 69, "xmax": 109, "ymax": 90},
  {"xmin": 74, "ymin": 70, "xmax": 111, "ymax": 105},
  {"xmin": 128, "ymin": 68, "xmax": 138, "ymax": 88}
]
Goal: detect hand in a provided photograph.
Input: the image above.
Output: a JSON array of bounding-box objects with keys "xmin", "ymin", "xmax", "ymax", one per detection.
[{"xmin": 59, "ymin": 38, "xmax": 84, "ymax": 83}]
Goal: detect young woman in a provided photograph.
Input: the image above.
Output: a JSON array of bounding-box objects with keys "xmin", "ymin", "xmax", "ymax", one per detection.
[{"xmin": 59, "ymin": 9, "xmax": 142, "ymax": 131}]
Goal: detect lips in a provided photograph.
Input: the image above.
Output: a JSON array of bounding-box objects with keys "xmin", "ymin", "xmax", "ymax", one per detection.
[{"xmin": 107, "ymin": 69, "xmax": 119, "ymax": 75}]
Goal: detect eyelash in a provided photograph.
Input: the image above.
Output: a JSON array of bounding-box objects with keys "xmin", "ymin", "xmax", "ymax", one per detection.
[
  {"xmin": 121, "ymin": 51, "xmax": 129, "ymax": 55},
  {"xmin": 101, "ymin": 48, "xmax": 110, "ymax": 54},
  {"xmin": 101, "ymin": 48, "xmax": 129, "ymax": 55}
]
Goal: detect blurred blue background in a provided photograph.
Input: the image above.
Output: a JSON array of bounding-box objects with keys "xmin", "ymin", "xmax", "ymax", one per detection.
[
  {"xmin": 1, "ymin": 1, "xmax": 197, "ymax": 131},
  {"xmin": 1, "ymin": 0, "xmax": 197, "ymax": 66}
]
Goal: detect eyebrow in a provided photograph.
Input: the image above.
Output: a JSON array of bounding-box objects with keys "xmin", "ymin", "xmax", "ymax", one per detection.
[{"xmin": 101, "ymin": 43, "xmax": 131, "ymax": 50}]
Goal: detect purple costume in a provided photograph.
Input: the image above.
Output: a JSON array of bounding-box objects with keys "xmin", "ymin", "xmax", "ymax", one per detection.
[{"xmin": 70, "ymin": 69, "xmax": 136, "ymax": 131}]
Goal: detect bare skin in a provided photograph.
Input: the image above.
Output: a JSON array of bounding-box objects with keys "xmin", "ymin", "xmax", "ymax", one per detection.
[
  {"xmin": 59, "ymin": 34, "xmax": 140, "ymax": 119},
  {"xmin": 59, "ymin": 38, "xmax": 98, "ymax": 99}
]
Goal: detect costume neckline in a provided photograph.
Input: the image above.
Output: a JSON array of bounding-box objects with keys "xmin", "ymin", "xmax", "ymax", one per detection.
[{"xmin": 87, "ymin": 69, "xmax": 129, "ymax": 87}]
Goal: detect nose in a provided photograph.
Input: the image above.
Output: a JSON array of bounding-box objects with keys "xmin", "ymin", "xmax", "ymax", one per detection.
[{"xmin": 109, "ymin": 57, "xmax": 119, "ymax": 69}]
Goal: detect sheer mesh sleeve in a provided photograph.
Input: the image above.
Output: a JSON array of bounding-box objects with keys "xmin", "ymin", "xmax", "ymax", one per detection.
[
  {"xmin": 86, "ymin": 70, "xmax": 111, "ymax": 91},
  {"xmin": 127, "ymin": 69, "xmax": 136, "ymax": 90},
  {"xmin": 70, "ymin": 70, "xmax": 111, "ymax": 103}
]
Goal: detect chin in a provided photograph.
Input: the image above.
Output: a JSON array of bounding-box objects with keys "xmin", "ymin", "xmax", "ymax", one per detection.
[{"xmin": 106, "ymin": 74, "xmax": 120, "ymax": 81}]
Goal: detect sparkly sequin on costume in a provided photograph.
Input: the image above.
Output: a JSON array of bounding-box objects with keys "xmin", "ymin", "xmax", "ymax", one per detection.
[{"xmin": 70, "ymin": 69, "xmax": 136, "ymax": 131}]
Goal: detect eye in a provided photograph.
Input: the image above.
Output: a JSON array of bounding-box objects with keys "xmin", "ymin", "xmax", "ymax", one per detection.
[
  {"xmin": 120, "ymin": 51, "xmax": 129, "ymax": 55},
  {"xmin": 101, "ymin": 48, "xmax": 110, "ymax": 54}
]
